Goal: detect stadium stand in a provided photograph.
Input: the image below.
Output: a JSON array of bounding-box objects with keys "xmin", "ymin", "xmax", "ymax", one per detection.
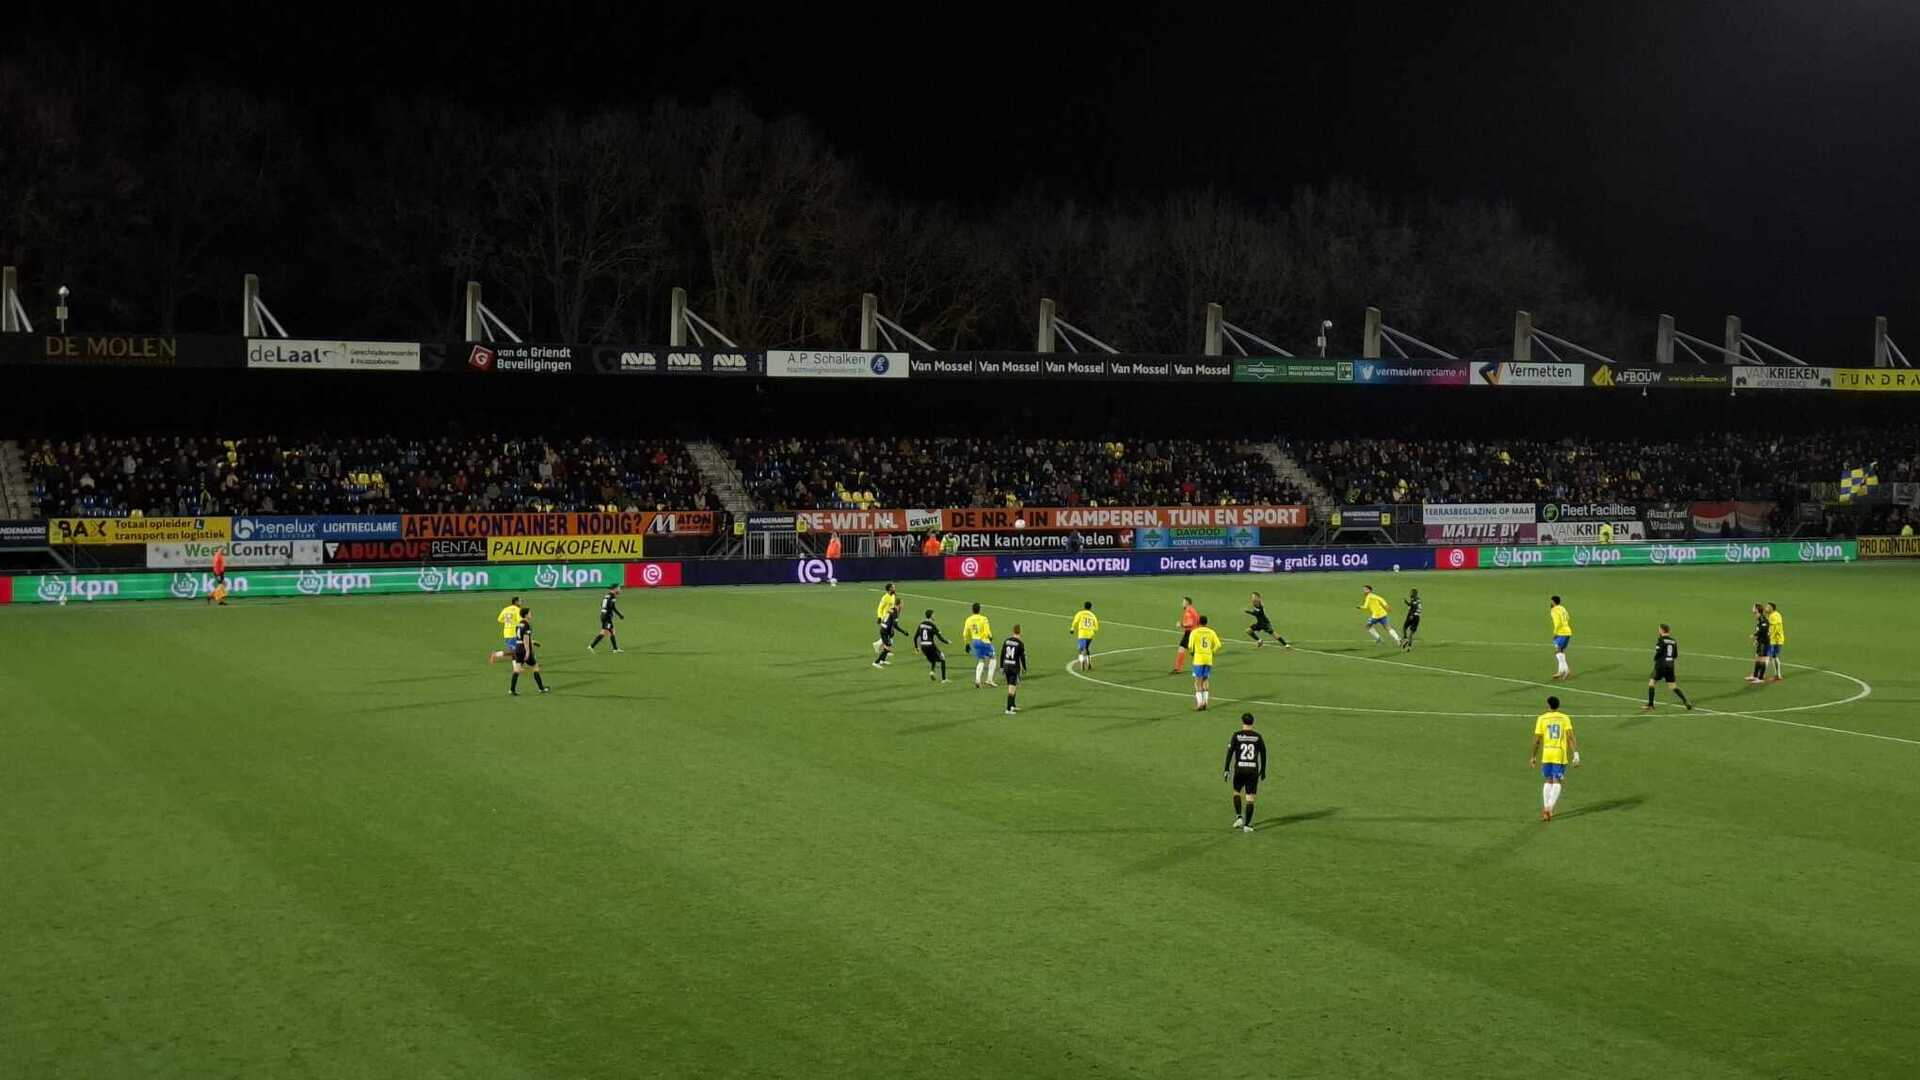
[
  {"xmin": 22, "ymin": 436, "xmax": 716, "ymax": 517},
  {"xmin": 725, "ymin": 437, "xmax": 1306, "ymax": 511},
  {"xmin": 1292, "ymin": 429, "xmax": 1920, "ymax": 506}
]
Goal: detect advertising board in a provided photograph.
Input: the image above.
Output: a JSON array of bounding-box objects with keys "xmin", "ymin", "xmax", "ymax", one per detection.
[
  {"xmin": 50, "ymin": 517, "xmax": 230, "ymax": 545},
  {"xmin": 147, "ymin": 540, "xmax": 324, "ymax": 568},
  {"xmin": 13, "ymin": 562, "xmax": 622, "ymax": 604},
  {"xmin": 246, "ymin": 339, "xmax": 421, "ymax": 371}
]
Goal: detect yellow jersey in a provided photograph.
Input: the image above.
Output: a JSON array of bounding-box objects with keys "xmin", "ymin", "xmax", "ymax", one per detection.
[
  {"xmin": 962, "ymin": 613, "xmax": 992, "ymax": 644},
  {"xmin": 1551, "ymin": 605, "xmax": 1573, "ymax": 637},
  {"xmin": 1535, "ymin": 711, "xmax": 1574, "ymax": 764},
  {"xmin": 1189, "ymin": 626, "xmax": 1222, "ymax": 665},
  {"xmin": 1071, "ymin": 610, "xmax": 1099, "ymax": 640},
  {"xmin": 875, "ymin": 592, "xmax": 899, "ymax": 622},
  {"xmin": 1768, "ymin": 611, "xmax": 1785, "ymax": 646},
  {"xmin": 497, "ymin": 603, "xmax": 522, "ymax": 640},
  {"xmin": 1361, "ymin": 593, "xmax": 1390, "ymax": 619}
]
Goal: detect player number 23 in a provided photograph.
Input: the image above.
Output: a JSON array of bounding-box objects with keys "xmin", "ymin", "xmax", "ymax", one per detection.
[{"xmin": 1239, "ymin": 744, "xmax": 1257, "ymax": 761}]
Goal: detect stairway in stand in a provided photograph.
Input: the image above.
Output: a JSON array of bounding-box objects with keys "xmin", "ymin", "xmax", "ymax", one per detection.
[{"xmin": 685, "ymin": 441, "xmax": 755, "ymax": 514}]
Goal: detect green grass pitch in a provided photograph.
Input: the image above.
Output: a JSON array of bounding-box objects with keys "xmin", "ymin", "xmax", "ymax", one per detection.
[{"xmin": 4, "ymin": 563, "xmax": 1917, "ymax": 1079}]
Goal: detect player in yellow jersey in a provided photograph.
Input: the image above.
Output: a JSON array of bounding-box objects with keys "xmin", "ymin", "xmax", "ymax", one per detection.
[
  {"xmin": 1070, "ymin": 601, "xmax": 1100, "ymax": 671},
  {"xmin": 962, "ymin": 602, "xmax": 996, "ymax": 688},
  {"xmin": 1764, "ymin": 602, "xmax": 1787, "ymax": 682},
  {"xmin": 488, "ymin": 595, "xmax": 524, "ymax": 664},
  {"xmin": 1548, "ymin": 594, "xmax": 1574, "ymax": 680},
  {"xmin": 872, "ymin": 583, "xmax": 902, "ymax": 668},
  {"xmin": 1528, "ymin": 695, "xmax": 1581, "ymax": 821},
  {"xmin": 1188, "ymin": 615, "xmax": 1223, "ymax": 711},
  {"xmin": 1358, "ymin": 585, "xmax": 1400, "ymax": 645}
]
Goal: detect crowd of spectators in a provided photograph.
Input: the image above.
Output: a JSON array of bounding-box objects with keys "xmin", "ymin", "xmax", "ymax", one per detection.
[
  {"xmin": 727, "ymin": 438, "xmax": 1305, "ymax": 510},
  {"xmin": 1294, "ymin": 427, "xmax": 1920, "ymax": 506},
  {"xmin": 24, "ymin": 435, "xmax": 716, "ymax": 517}
]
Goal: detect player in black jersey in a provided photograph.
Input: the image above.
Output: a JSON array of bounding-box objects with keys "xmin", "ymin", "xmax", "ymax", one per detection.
[
  {"xmin": 510, "ymin": 607, "xmax": 550, "ymax": 696},
  {"xmin": 915, "ymin": 609, "xmax": 950, "ymax": 683},
  {"xmin": 1223, "ymin": 712, "xmax": 1268, "ymax": 833},
  {"xmin": 1400, "ymin": 588, "xmax": 1422, "ymax": 651},
  {"xmin": 1747, "ymin": 603, "xmax": 1770, "ymax": 684},
  {"xmin": 1646, "ymin": 623, "xmax": 1692, "ymax": 710},
  {"xmin": 1244, "ymin": 591, "xmax": 1290, "ymax": 648},
  {"xmin": 1000, "ymin": 626, "xmax": 1028, "ymax": 715},
  {"xmin": 587, "ymin": 585, "xmax": 624, "ymax": 653}
]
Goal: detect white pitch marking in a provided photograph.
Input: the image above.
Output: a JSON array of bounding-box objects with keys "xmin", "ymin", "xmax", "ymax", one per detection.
[{"xmin": 901, "ymin": 590, "xmax": 1911, "ymax": 746}]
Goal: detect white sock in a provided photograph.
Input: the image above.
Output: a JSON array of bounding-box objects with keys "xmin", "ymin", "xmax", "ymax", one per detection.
[
  {"xmin": 1389, "ymin": 628, "xmax": 1402, "ymax": 642},
  {"xmin": 1369, "ymin": 628, "xmax": 1381, "ymax": 641},
  {"xmin": 1547, "ymin": 784, "xmax": 1562, "ymax": 810},
  {"xmin": 1195, "ymin": 691, "xmax": 1204, "ymax": 707},
  {"xmin": 975, "ymin": 661, "xmax": 985, "ymax": 684},
  {"xmin": 1542, "ymin": 783, "xmax": 1553, "ymax": 808},
  {"xmin": 1556, "ymin": 653, "xmax": 1569, "ymax": 674}
]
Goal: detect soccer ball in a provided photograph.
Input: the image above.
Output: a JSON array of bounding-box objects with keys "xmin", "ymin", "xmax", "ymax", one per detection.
[
  {"xmin": 1392, "ymin": 564, "xmax": 1401, "ymax": 572},
  {"xmin": 58, "ymin": 594, "xmax": 68, "ymax": 606},
  {"xmin": 1014, "ymin": 518, "xmax": 1027, "ymax": 529}
]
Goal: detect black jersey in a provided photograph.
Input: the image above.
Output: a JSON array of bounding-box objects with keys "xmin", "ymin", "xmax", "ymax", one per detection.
[
  {"xmin": 915, "ymin": 619, "xmax": 947, "ymax": 649},
  {"xmin": 600, "ymin": 593, "xmax": 622, "ymax": 621},
  {"xmin": 1245, "ymin": 601, "xmax": 1271, "ymax": 625},
  {"xmin": 516, "ymin": 617, "xmax": 534, "ymax": 644},
  {"xmin": 1224, "ymin": 729, "xmax": 1267, "ymax": 777},
  {"xmin": 1753, "ymin": 616, "xmax": 1770, "ymax": 649},
  {"xmin": 999, "ymin": 636, "xmax": 1027, "ymax": 671},
  {"xmin": 1405, "ymin": 596, "xmax": 1423, "ymax": 620},
  {"xmin": 1654, "ymin": 634, "xmax": 1678, "ymax": 667}
]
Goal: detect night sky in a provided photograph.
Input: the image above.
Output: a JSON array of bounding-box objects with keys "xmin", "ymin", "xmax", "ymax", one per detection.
[{"xmin": 14, "ymin": 0, "xmax": 1920, "ymax": 356}]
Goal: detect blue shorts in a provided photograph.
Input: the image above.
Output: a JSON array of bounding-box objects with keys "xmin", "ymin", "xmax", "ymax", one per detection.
[
  {"xmin": 971, "ymin": 640, "xmax": 993, "ymax": 660},
  {"xmin": 1553, "ymin": 635, "xmax": 1571, "ymax": 651},
  {"xmin": 1077, "ymin": 638, "xmax": 1092, "ymax": 653},
  {"xmin": 1192, "ymin": 664, "xmax": 1212, "ymax": 679},
  {"xmin": 1367, "ymin": 616, "xmax": 1389, "ymax": 627},
  {"xmin": 1541, "ymin": 763, "xmax": 1566, "ymax": 780},
  {"xmin": 1766, "ymin": 644, "xmax": 1781, "ymax": 658}
]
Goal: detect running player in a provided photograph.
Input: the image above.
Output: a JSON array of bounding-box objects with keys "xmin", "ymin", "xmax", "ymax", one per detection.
[
  {"xmin": 489, "ymin": 595, "xmax": 524, "ymax": 664},
  {"xmin": 1070, "ymin": 601, "xmax": 1100, "ymax": 670},
  {"xmin": 1223, "ymin": 712, "xmax": 1268, "ymax": 833},
  {"xmin": 1765, "ymin": 603, "xmax": 1786, "ymax": 683},
  {"xmin": 915, "ymin": 609, "xmax": 950, "ymax": 683},
  {"xmin": 1400, "ymin": 588, "xmax": 1422, "ymax": 651},
  {"xmin": 1529, "ymin": 695, "xmax": 1579, "ymax": 820},
  {"xmin": 1549, "ymin": 595, "xmax": 1574, "ymax": 680},
  {"xmin": 509, "ymin": 606, "xmax": 550, "ymax": 696},
  {"xmin": 1747, "ymin": 603, "xmax": 1770, "ymax": 684},
  {"xmin": 872, "ymin": 584, "xmax": 902, "ymax": 666},
  {"xmin": 1245, "ymin": 592, "xmax": 1289, "ymax": 648},
  {"xmin": 1359, "ymin": 586, "xmax": 1400, "ymax": 645},
  {"xmin": 1189, "ymin": 615, "xmax": 1223, "ymax": 711},
  {"xmin": 1646, "ymin": 623, "xmax": 1693, "ymax": 710},
  {"xmin": 1000, "ymin": 626, "xmax": 1028, "ymax": 714},
  {"xmin": 963, "ymin": 603, "xmax": 996, "ymax": 688},
  {"xmin": 587, "ymin": 585, "xmax": 624, "ymax": 652},
  {"xmin": 1171, "ymin": 596, "xmax": 1200, "ymax": 673}
]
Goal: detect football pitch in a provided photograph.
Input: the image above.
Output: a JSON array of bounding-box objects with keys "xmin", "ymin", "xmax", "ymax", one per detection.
[{"xmin": 5, "ymin": 563, "xmax": 1917, "ymax": 1079}]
